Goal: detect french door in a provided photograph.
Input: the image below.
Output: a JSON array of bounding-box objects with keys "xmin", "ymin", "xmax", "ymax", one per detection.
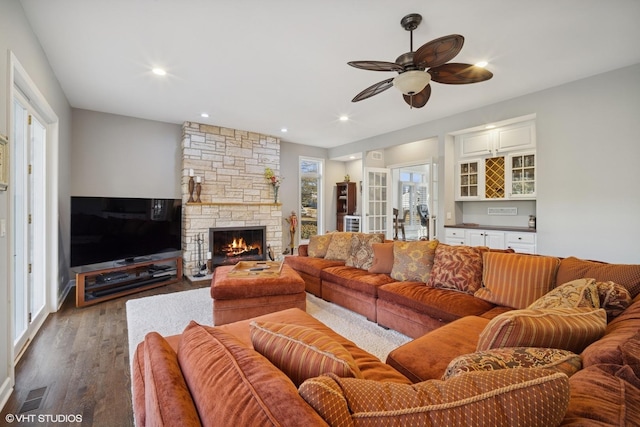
[
  {"xmin": 362, "ymin": 167, "xmax": 392, "ymax": 237},
  {"xmin": 12, "ymin": 92, "xmax": 47, "ymax": 359}
]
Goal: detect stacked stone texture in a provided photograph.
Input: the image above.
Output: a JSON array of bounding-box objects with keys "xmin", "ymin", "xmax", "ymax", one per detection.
[{"xmin": 182, "ymin": 122, "xmax": 282, "ymax": 272}]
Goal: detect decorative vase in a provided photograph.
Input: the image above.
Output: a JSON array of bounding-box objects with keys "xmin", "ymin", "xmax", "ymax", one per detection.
[
  {"xmin": 273, "ymin": 185, "xmax": 279, "ymax": 203},
  {"xmin": 188, "ymin": 177, "xmax": 195, "ymax": 203},
  {"xmin": 195, "ymin": 182, "xmax": 202, "ymax": 203}
]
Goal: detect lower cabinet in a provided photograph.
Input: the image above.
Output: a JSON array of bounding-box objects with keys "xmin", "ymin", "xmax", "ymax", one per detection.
[{"xmin": 445, "ymin": 227, "xmax": 537, "ymax": 253}]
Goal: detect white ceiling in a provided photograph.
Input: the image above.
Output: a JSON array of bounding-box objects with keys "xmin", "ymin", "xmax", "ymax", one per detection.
[{"xmin": 20, "ymin": 0, "xmax": 640, "ymax": 149}]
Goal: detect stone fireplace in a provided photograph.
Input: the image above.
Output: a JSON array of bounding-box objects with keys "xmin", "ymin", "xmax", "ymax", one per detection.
[
  {"xmin": 209, "ymin": 226, "xmax": 267, "ymax": 266},
  {"xmin": 181, "ymin": 122, "xmax": 282, "ymax": 274}
]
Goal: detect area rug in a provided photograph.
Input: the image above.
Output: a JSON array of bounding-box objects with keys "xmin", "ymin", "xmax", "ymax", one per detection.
[{"xmin": 126, "ymin": 288, "xmax": 410, "ymax": 362}]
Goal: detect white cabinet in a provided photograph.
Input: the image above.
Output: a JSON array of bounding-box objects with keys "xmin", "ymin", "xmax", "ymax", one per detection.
[
  {"xmin": 445, "ymin": 228, "xmax": 466, "ymax": 245},
  {"xmin": 506, "ymin": 232, "xmax": 537, "ymax": 254},
  {"xmin": 466, "ymin": 229, "xmax": 506, "ymax": 249},
  {"xmin": 456, "ymin": 120, "xmax": 536, "ymax": 158},
  {"xmin": 445, "ymin": 227, "xmax": 537, "ymax": 253},
  {"xmin": 507, "ymin": 151, "xmax": 536, "ymax": 199},
  {"xmin": 457, "ymin": 159, "xmax": 482, "ymax": 200}
]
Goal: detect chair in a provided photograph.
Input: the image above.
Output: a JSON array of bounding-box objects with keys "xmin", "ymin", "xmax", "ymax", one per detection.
[
  {"xmin": 393, "ymin": 208, "xmax": 409, "ymax": 240},
  {"xmin": 417, "ymin": 204, "xmax": 429, "ymax": 238}
]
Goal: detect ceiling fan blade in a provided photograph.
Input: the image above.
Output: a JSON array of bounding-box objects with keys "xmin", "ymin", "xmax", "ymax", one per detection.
[
  {"xmin": 403, "ymin": 84, "xmax": 431, "ymax": 108},
  {"xmin": 428, "ymin": 63, "xmax": 493, "ymax": 84},
  {"xmin": 352, "ymin": 77, "xmax": 395, "ymax": 102},
  {"xmin": 413, "ymin": 34, "xmax": 465, "ymax": 69},
  {"xmin": 348, "ymin": 61, "xmax": 404, "ymax": 72}
]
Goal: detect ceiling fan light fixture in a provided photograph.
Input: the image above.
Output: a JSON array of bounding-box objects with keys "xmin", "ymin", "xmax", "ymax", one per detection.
[{"xmin": 393, "ymin": 71, "xmax": 431, "ymax": 95}]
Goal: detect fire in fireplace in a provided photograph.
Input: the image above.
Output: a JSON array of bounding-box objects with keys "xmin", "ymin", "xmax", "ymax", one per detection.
[{"xmin": 209, "ymin": 226, "xmax": 266, "ymax": 266}]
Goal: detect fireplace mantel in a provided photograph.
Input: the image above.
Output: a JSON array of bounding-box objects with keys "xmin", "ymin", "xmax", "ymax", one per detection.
[{"xmin": 186, "ymin": 202, "xmax": 282, "ymax": 207}]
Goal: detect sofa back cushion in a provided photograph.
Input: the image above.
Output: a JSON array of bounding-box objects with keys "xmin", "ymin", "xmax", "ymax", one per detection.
[
  {"xmin": 474, "ymin": 252, "xmax": 560, "ymax": 309},
  {"xmin": 178, "ymin": 321, "xmax": 327, "ymax": 427},
  {"xmin": 249, "ymin": 321, "xmax": 362, "ymax": 387},
  {"xmin": 390, "ymin": 240, "xmax": 439, "ymax": 283},
  {"xmin": 426, "ymin": 244, "xmax": 487, "ymax": 294},
  {"xmin": 307, "ymin": 234, "xmax": 334, "ymax": 258},
  {"xmin": 556, "ymin": 256, "xmax": 640, "ymax": 298},
  {"xmin": 477, "ymin": 307, "xmax": 607, "ymax": 353},
  {"xmin": 143, "ymin": 332, "xmax": 202, "ymax": 427},
  {"xmin": 299, "ymin": 370, "xmax": 570, "ymax": 427}
]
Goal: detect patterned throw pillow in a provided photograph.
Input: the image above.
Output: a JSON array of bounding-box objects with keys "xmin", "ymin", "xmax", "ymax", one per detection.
[
  {"xmin": 474, "ymin": 252, "xmax": 560, "ymax": 309},
  {"xmin": 528, "ymin": 278, "xmax": 600, "ymax": 310},
  {"xmin": 324, "ymin": 232, "xmax": 354, "ymax": 261},
  {"xmin": 307, "ymin": 234, "xmax": 333, "ymax": 258},
  {"xmin": 367, "ymin": 242, "xmax": 395, "ymax": 274},
  {"xmin": 345, "ymin": 233, "xmax": 384, "ymax": 270},
  {"xmin": 476, "ymin": 307, "xmax": 607, "ymax": 353},
  {"xmin": 249, "ymin": 321, "xmax": 362, "ymax": 387},
  {"xmin": 299, "ymin": 370, "xmax": 570, "ymax": 427},
  {"xmin": 594, "ymin": 280, "xmax": 633, "ymax": 320},
  {"xmin": 426, "ymin": 244, "xmax": 488, "ymax": 294},
  {"xmin": 442, "ymin": 347, "xmax": 582, "ymax": 380},
  {"xmin": 390, "ymin": 240, "xmax": 439, "ymax": 283},
  {"xmin": 556, "ymin": 256, "xmax": 640, "ymax": 298}
]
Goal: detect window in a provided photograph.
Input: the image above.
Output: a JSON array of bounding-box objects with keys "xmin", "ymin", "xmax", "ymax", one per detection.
[{"xmin": 299, "ymin": 157, "xmax": 323, "ymax": 242}]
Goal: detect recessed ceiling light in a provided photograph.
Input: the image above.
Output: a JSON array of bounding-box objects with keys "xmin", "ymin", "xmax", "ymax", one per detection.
[
  {"xmin": 475, "ymin": 61, "xmax": 488, "ymax": 68},
  {"xmin": 201, "ymin": 113, "xmax": 210, "ymax": 118},
  {"xmin": 152, "ymin": 67, "xmax": 167, "ymax": 76},
  {"xmin": 339, "ymin": 115, "xmax": 349, "ymax": 122},
  {"xmin": 281, "ymin": 128, "xmax": 288, "ymax": 133},
  {"xmin": 485, "ymin": 124, "xmax": 496, "ymax": 129}
]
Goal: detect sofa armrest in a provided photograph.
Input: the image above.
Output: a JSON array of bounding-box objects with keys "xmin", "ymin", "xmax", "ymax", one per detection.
[{"xmin": 298, "ymin": 244, "xmax": 309, "ymax": 257}]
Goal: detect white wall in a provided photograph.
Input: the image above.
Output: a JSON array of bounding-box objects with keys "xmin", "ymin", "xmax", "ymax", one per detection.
[
  {"xmin": 0, "ymin": 0, "xmax": 72, "ymax": 410},
  {"xmin": 71, "ymin": 109, "xmax": 181, "ymax": 198},
  {"xmin": 329, "ymin": 63, "xmax": 640, "ymax": 263}
]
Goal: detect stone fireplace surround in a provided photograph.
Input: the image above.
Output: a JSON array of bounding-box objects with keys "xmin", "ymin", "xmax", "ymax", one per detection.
[{"xmin": 181, "ymin": 122, "xmax": 282, "ymax": 274}]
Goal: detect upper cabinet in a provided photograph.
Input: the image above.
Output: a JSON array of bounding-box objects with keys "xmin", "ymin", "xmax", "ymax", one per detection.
[
  {"xmin": 457, "ymin": 119, "xmax": 536, "ymax": 158},
  {"xmin": 455, "ymin": 117, "xmax": 537, "ymax": 201}
]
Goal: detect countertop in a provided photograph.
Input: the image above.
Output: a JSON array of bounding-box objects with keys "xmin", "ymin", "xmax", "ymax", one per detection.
[{"xmin": 444, "ymin": 224, "xmax": 537, "ymax": 233}]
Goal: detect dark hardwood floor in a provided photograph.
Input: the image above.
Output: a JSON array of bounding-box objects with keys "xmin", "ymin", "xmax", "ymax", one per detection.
[{"xmin": 1, "ymin": 279, "xmax": 210, "ymax": 427}]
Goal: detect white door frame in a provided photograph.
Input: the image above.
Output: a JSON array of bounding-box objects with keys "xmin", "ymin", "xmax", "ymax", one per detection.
[{"xmin": 7, "ymin": 52, "xmax": 59, "ymax": 362}]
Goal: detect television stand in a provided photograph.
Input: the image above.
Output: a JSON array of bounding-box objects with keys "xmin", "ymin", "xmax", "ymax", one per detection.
[{"xmin": 75, "ymin": 255, "xmax": 183, "ymax": 307}]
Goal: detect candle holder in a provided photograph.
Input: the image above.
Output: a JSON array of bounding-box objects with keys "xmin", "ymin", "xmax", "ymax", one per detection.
[
  {"xmin": 195, "ymin": 182, "xmax": 202, "ymax": 203},
  {"xmin": 188, "ymin": 176, "xmax": 195, "ymax": 203}
]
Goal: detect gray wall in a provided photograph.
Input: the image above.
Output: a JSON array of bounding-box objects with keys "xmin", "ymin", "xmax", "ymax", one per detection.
[
  {"xmin": 329, "ymin": 63, "xmax": 640, "ymax": 263},
  {"xmin": 0, "ymin": 0, "xmax": 72, "ymax": 409},
  {"xmin": 71, "ymin": 109, "xmax": 181, "ymax": 198}
]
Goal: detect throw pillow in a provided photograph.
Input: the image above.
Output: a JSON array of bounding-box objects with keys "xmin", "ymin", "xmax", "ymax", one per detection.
[
  {"xmin": 345, "ymin": 233, "xmax": 384, "ymax": 270},
  {"xmin": 307, "ymin": 234, "xmax": 333, "ymax": 258},
  {"xmin": 390, "ymin": 239, "xmax": 439, "ymax": 283},
  {"xmin": 324, "ymin": 232, "xmax": 354, "ymax": 261},
  {"xmin": 595, "ymin": 280, "xmax": 633, "ymax": 320},
  {"xmin": 528, "ymin": 278, "xmax": 600, "ymax": 310},
  {"xmin": 442, "ymin": 347, "xmax": 582, "ymax": 380},
  {"xmin": 476, "ymin": 307, "xmax": 607, "ymax": 353},
  {"xmin": 367, "ymin": 242, "xmax": 394, "ymax": 274},
  {"xmin": 474, "ymin": 252, "xmax": 560, "ymax": 309},
  {"xmin": 426, "ymin": 244, "xmax": 488, "ymax": 294},
  {"xmin": 556, "ymin": 256, "xmax": 640, "ymax": 298},
  {"xmin": 299, "ymin": 370, "xmax": 570, "ymax": 427},
  {"xmin": 249, "ymin": 321, "xmax": 362, "ymax": 387}
]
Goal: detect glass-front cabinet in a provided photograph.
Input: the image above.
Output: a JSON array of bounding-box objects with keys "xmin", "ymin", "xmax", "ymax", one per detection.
[
  {"xmin": 458, "ymin": 160, "xmax": 480, "ymax": 199},
  {"xmin": 508, "ymin": 152, "xmax": 536, "ymax": 198}
]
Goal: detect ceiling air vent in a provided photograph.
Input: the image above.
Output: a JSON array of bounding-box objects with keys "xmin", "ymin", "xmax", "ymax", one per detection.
[{"xmin": 370, "ymin": 151, "xmax": 383, "ymax": 160}]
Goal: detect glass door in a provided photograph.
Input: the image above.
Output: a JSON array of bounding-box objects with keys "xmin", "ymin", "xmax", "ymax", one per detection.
[{"xmin": 363, "ymin": 168, "xmax": 391, "ymax": 237}]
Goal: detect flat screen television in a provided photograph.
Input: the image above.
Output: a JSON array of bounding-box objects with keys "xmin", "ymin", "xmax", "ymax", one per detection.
[{"xmin": 70, "ymin": 196, "xmax": 182, "ymax": 268}]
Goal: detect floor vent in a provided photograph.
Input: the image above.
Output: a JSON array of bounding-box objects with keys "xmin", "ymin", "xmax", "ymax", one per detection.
[{"xmin": 19, "ymin": 386, "xmax": 47, "ymax": 413}]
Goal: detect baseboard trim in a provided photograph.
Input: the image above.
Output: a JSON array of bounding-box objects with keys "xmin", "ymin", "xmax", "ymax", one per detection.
[
  {"xmin": 57, "ymin": 280, "xmax": 74, "ymax": 310},
  {"xmin": 0, "ymin": 376, "xmax": 14, "ymax": 413}
]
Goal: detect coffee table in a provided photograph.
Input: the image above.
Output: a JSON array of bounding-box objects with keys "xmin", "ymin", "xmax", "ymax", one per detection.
[{"xmin": 210, "ymin": 263, "xmax": 306, "ymax": 325}]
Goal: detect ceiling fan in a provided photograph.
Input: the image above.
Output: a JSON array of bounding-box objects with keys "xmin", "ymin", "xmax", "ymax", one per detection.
[{"xmin": 348, "ymin": 13, "xmax": 493, "ymax": 108}]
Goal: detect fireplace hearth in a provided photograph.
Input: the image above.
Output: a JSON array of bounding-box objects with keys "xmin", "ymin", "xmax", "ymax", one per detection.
[{"xmin": 209, "ymin": 226, "xmax": 267, "ymax": 266}]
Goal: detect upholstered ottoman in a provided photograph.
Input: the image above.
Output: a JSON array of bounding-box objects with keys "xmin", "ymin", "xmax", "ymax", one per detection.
[{"xmin": 211, "ymin": 264, "xmax": 306, "ymax": 325}]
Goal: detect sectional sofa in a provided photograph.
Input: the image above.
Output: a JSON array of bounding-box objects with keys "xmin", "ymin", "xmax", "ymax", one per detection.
[{"xmin": 132, "ymin": 232, "xmax": 640, "ymax": 426}]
